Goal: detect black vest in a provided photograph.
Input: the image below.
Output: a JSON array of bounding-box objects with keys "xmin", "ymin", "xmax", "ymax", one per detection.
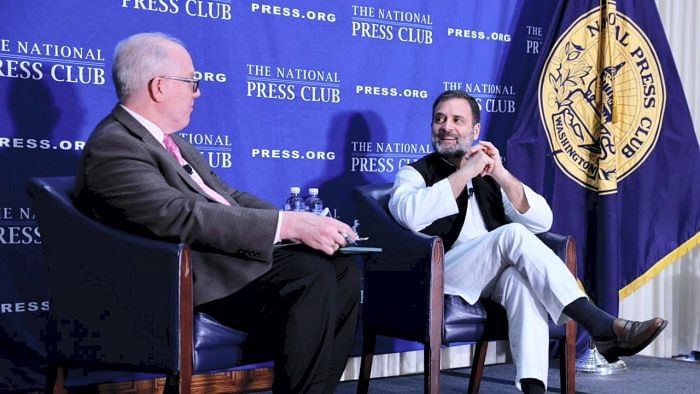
[{"xmin": 409, "ymin": 153, "xmax": 509, "ymax": 249}]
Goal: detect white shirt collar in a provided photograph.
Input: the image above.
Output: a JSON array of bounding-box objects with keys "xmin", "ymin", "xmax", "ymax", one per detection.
[{"xmin": 120, "ymin": 104, "xmax": 167, "ymax": 148}]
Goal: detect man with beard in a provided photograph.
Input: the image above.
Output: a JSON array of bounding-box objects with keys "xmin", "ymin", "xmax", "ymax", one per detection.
[{"xmin": 387, "ymin": 90, "xmax": 667, "ymax": 393}]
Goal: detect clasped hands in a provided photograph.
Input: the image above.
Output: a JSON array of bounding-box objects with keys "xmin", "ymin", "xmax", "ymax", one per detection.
[{"xmin": 458, "ymin": 140, "xmax": 506, "ymax": 181}]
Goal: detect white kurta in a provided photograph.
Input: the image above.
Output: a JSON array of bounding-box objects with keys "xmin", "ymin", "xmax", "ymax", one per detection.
[{"xmin": 389, "ymin": 164, "xmax": 585, "ymax": 389}]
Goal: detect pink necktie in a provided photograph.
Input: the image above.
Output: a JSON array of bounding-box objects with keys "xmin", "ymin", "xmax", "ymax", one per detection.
[{"xmin": 163, "ymin": 134, "xmax": 231, "ymax": 206}]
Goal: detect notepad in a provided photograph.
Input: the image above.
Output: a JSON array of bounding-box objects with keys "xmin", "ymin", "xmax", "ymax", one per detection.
[{"xmin": 337, "ymin": 246, "xmax": 383, "ymax": 255}]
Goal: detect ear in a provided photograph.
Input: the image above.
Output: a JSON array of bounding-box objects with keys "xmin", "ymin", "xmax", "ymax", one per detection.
[
  {"xmin": 149, "ymin": 77, "xmax": 166, "ymax": 102},
  {"xmin": 473, "ymin": 123, "xmax": 481, "ymax": 140}
]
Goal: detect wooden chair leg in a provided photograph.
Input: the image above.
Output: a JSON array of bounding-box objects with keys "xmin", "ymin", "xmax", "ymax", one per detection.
[
  {"xmin": 560, "ymin": 321, "xmax": 577, "ymax": 394},
  {"xmin": 47, "ymin": 364, "xmax": 66, "ymax": 394},
  {"xmin": 559, "ymin": 338, "xmax": 567, "ymax": 393},
  {"xmin": 164, "ymin": 374, "xmax": 178, "ymax": 394},
  {"xmin": 357, "ymin": 329, "xmax": 377, "ymax": 394},
  {"xmin": 180, "ymin": 371, "xmax": 192, "ymax": 394},
  {"xmin": 164, "ymin": 372, "xmax": 192, "ymax": 394},
  {"xmin": 468, "ymin": 341, "xmax": 488, "ymax": 394},
  {"xmin": 424, "ymin": 339, "xmax": 441, "ymax": 394}
]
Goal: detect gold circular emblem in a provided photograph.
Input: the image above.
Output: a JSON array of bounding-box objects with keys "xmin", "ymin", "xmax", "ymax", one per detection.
[{"xmin": 538, "ymin": 6, "xmax": 665, "ymax": 194}]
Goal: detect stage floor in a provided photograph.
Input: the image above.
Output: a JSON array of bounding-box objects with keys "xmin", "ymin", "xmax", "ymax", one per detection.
[{"xmin": 329, "ymin": 355, "xmax": 698, "ymax": 393}]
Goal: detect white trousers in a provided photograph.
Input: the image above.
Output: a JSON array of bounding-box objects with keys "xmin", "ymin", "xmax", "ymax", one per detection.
[{"xmin": 444, "ymin": 223, "xmax": 585, "ymax": 389}]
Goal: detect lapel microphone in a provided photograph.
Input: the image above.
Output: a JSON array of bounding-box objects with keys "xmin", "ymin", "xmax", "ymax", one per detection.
[
  {"xmin": 183, "ymin": 164, "xmax": 193, "ymax": 175},
  {"xmin": 462, "ymin": 186, "xmax": 474, "ymax": 199}
]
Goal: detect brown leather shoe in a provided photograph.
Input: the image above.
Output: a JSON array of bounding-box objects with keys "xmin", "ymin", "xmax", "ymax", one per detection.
[{"xmin": 594, "ymin": 317, "xmax": 668, "ymax": 361}]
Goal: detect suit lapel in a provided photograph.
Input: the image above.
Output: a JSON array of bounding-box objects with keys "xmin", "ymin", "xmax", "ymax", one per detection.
[
  {"xmin": 173, "ymin": 136, "xmax": 236, "ymax": 205},
  {"xmin": 111, "ymin": 106, "xmax": 207, "ymax": 196}
]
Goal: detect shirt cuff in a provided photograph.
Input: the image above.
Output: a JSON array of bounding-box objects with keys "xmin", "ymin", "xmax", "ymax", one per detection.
[
  {"xmin": 504, "ymin": 184, "xmax": 553, "ymax": 232},
  {"xmin": 519, "ymin": 185, "xmax": 549, "ymax": 219},
  {"xmin": 273, "ymin": 211, "xmax": 283, "ymax": 244}
]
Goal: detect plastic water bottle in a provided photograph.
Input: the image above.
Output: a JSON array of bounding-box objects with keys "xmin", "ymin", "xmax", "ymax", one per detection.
[
  {"xmin": 284, "ymin": 186, "xmax": 306, "ymax": 211},
  {"xmin": 305, "ymin": 188, "xmax": 324, "ymax": 215}
]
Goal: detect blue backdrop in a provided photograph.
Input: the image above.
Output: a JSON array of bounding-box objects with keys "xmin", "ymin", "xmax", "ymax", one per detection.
[{"xmin": 3, "ymin": 0, "xmax": 696, "ymax": 390}]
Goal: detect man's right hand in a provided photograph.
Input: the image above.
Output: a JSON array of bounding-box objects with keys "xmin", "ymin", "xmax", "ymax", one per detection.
[
  {"xmin": 447, "ymin": 148, "xmax": 494, "ymax": 198},
  {"xmin": 279, "ymin": 212, "xmax": 357, "ymax": 255},
  {"xmin": 458, "ymin": 148, "xmax": 494, "ymax": 178},
  {"xmin": 447, "ymin": 145, "xmax": 493, "ymax": 198}
]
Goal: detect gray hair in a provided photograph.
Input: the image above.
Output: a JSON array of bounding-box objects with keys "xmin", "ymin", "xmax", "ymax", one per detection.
[{"xmin": 112, "ymin": 32, "xmax": 184, "ymax": 101}]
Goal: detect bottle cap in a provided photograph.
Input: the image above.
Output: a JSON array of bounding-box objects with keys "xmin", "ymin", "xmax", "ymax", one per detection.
[
  {"xmin": 308, "ymin": 188, "xmax": 319, "ymax": 195},
  {"xmin": 290, "ymin": 186, "xmax": 301, "ymax": 194}
]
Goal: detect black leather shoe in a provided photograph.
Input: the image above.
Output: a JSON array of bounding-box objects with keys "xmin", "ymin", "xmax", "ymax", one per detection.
[{"xmin": 594, "ymin": 317, "xmax": 668, "ymax": 361}]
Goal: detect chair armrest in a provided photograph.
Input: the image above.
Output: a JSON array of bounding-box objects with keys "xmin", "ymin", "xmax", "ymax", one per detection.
[
  {"xmin": 28, "ymin": 179, "xmax": 189, "ymax": 373},
  {"xmin": 353, "ymin": 185, "xmax": 444, "ymax": 342},
  {"xmin": 536, "ymin": 232, "xmax": 577, "ymax": 275}
]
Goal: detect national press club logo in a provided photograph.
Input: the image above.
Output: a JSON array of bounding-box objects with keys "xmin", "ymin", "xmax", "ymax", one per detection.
[
  {"xmin": 118, "ymin": 0, "xmax": 232, "ymax": 20},
  {"xmin": 246, "ymin": 63, "xmax": 341, "ymax": 104},
  {"xmin": 0, "ymin": 38, "xmax": 106, "ymax": 85},
  {"xmin": 351, "ymin": 4, "xmax": 433, "ymax": 45},
  {"xmin": 350, "ymin": 141, "xmax": 432, "ymax": 174},
  {"xmin": 179, "ymin": 132, "xmax": 233, "ymax": 168},
  {"xmin": 0, "ymin": 206, "xmax": 41, "ymax": 246},
  {"xmin": 350, "ymin": 4, "xmax": 431, "ymax": 102},
  {"xmin": 538, "ymin": 3, "xmax": 665, "ymax": 194},
  {"xmin": 0, "ymin": 207, "xmax": 48, "ymax": 313},
  {"xmin": 244, "ymin": 63, "xmax": 341, "ymax": 162},
  {"xmin": 439, "ymin": 81, "xmax": 518, "ymax": 115}
]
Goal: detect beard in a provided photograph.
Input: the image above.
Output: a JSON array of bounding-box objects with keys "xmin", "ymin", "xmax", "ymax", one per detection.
[{"xmin": 432, "ymin": 131, "xmax": 471, "ymax": 159}]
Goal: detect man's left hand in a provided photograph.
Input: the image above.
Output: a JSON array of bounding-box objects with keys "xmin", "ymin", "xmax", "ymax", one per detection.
[{"xmin": 470, "ymin": 141, "xmax": 506, "ymax": 180}]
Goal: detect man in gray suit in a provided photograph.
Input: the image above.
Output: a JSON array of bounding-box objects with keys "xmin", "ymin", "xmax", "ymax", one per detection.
[{"xmin": 73, "ymin": 32, "xmax": 360, "ymax": 393}]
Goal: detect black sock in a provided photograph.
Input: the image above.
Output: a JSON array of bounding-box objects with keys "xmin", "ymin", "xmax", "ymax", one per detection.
[
  {"xmin": 562, "ymin": 296, "xmax": 616, "ymax": 339},
  {"xmin": 521, "ymin": 378, "xmax": 546, "ymax": 394}
]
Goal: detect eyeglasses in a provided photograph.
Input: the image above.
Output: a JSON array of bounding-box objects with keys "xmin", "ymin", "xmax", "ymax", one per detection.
[{"xmin": 155, "ymin": 75, "xmax": 200, "ymax": 93}]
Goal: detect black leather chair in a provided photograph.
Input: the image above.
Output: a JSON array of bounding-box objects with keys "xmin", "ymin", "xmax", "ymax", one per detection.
[
  {"xmin": 353, "ymin": 183, "xmax": 576, "ymax": 394},
  {"xmin": 27, "ymin": 176, "xmax": 269, "ymax": 393}
]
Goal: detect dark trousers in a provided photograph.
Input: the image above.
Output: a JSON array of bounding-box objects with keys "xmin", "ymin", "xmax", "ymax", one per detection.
[{"xmin": 196, "ymin": 247, "xmax": 361, "ymax": 393}]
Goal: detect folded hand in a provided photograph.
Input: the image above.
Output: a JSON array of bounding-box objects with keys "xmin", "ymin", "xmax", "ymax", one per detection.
[{"xmin": 280, "ymin": 212, "xmax": 357, "ymax": 255}]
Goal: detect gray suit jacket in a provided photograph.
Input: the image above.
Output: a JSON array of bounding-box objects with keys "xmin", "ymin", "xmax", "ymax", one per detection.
[{"xmin": 73, "ymin": 105, "xmax": 279, "ymax": 306}]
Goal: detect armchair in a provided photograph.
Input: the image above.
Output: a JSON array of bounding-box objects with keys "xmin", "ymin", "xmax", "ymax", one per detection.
[
  {"xmin": 27, "ymin": 176, "xmax": 270, "ymax": 393},
  {"xmin": 353, "ymin": 183, "xmax": 576, "ymax": 394}
]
